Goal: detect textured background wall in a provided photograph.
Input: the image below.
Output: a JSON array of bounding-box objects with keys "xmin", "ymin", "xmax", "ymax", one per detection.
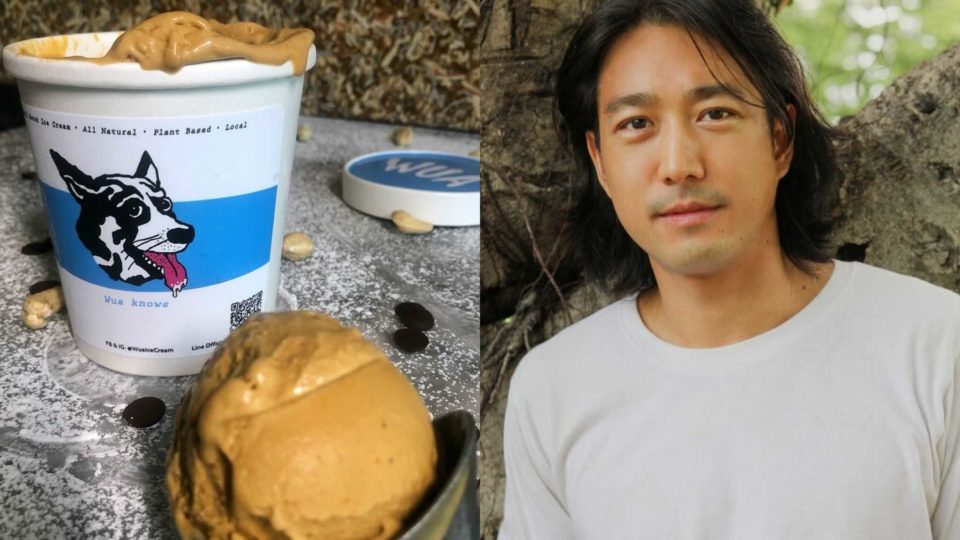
[{"xmin": 0, "ymin": 0, "xmax": 480, "ymax": 131}]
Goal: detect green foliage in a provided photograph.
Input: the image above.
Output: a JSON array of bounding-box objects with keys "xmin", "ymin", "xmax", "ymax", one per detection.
[{"xmin": 772, "ymin": 0, "xmax": 960, "ymax": 123}]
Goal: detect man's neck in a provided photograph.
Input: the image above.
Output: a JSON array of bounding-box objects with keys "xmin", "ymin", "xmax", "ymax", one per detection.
[{"xmin": 637, "ymin": 252, "xmax": 834, "ymax": 348}]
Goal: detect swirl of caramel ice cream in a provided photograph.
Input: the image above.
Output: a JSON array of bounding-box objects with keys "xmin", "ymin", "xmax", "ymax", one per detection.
[{"xmin": 20, "ymin": 11, "xmax": 315, "ymax": 75}]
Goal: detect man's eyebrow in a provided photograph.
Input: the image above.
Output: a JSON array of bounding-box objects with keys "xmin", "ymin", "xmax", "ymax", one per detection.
[
  {"xmin": 688, "ymin": 84, "xmax": 745, "ymax": 102},
  {"xmin": 604, "ymin": 92, "xmax": 657, "ymax": 116},
  {"xmin": 602, "ymin": 84, "xmax": 747, "ymax": 116}
]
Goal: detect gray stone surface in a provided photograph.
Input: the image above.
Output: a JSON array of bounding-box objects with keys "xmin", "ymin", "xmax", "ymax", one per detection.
[{"xmin": 0, "ymin": 117, "xmax": 479, "ymax": 539}]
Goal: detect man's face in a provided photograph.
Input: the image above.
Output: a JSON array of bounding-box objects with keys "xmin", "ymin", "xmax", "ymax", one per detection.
[{"xmin": 586, "ymin": 24, "xmax": 794, "ymax": 278}]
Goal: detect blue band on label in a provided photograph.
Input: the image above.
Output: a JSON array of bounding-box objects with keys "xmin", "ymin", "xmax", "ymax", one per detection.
[
  {"xmin": 41, "ymin": 184, "xmax": 277, "ymax": 293},
  {"xmin": 347, "ymin": 152, "xmax": 480, "ymax": 193}
]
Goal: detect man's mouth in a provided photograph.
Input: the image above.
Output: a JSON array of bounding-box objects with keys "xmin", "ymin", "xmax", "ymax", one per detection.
[
  {"xmin": 143, "ymin": 251, "xmax": 187, "ymax": 297},
  {"xmin": 656, "ymin": 201, "xmax": 721, "ymax": 227}
]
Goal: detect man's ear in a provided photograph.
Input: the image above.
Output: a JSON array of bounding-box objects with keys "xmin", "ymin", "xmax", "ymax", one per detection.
[
  {"xmin": 50, "ymin": 149, "xmax": 99, "ymax": 202},
  {"xmin": 134, "ymin": 150, "xmax": 160, "ymax": 188},
  {"xmin": 585, "ymin": 131, "xmax": 611, "ymax": 197},
  {"xmin": 773, "ymin": 104, "xmax": 796, "ymax": 181}
]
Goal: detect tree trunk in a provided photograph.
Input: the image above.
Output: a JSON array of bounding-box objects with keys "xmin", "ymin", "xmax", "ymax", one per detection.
[{"xmin": 478, "ymin": 0, "xmax": 960, "ymax": 535}]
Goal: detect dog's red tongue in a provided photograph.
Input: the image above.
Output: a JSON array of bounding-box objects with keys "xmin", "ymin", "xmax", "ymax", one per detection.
[{"xmin": 144, "ymin": 252, "xmax": 187, "ymax": 294}]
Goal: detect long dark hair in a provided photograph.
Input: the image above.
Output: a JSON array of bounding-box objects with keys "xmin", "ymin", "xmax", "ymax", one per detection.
[{"xmin": 555, "ymin": 0, "xmax": 839, "ymax": 295}]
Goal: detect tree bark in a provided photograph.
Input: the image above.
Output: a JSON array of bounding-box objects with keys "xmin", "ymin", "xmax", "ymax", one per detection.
[{"xmin": 478, "ymin": 0, "xmax": 960, "ymax": 535}]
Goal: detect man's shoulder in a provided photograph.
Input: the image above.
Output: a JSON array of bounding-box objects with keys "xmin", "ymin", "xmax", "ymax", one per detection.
[
  {"xmin": 848, "ymin": 261, "xmax": 960, "ymax": 313},
  {"xmin": 844, "ymin": 262, "xmax": 960, "ymax": 346},
  {"xmin": 512, "ymin": 296, "xmax": 633, "ymax": 390}
]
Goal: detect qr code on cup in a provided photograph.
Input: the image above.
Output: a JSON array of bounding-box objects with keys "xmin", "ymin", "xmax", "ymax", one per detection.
[{"xmin": 230, "ymin": 290, "xmax": 263, "ymax": 330}]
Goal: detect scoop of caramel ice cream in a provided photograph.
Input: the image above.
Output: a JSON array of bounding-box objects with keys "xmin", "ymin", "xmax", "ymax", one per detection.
[{"xmin": 166, "ymin": 311, "xmax": 437, "ymax": 540}]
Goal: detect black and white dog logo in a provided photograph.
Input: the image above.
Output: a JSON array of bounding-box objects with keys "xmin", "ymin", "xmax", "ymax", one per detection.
[{"xmin": 50, "ymin": 149, "xmax": 194, "ymax": 297}]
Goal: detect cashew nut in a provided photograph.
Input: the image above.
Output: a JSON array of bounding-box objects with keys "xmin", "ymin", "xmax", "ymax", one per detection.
[
  {"xmin": 391, "ymin": 211, "xmax": 434, "ymax": 234},
  {"xmin": 282, "ymin": 232, "xmax": 314, "ymax": 261},
  {"xmin": 296, "ymin": 123, "xmax": 312, "ymax": 142},
  {"xmin": 391, "ymin": 126, "xmax": 413, "ymax": 147},
  {"xmin": 23, "ymin": 286, "xmax": 65, "ymax": 329}
]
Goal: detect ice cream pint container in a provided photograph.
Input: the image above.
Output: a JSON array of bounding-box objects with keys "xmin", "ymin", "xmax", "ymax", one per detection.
[{"xmin": 3, "ymin": 18, "xmax": 316, "ymax": 376}]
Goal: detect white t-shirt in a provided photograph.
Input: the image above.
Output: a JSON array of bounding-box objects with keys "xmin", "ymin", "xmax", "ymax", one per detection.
[{"xmin": 500, "ymin": 261, "xmax": 960, "ymax": 540}]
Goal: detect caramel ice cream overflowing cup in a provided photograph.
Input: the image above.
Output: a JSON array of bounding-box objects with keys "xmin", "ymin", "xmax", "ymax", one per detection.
[
  {"xmin": 38, "ymin": 11, "xmax": 315, "ymax": 75},
  {"xmin": 2, "ymin": 13, "xmax": 316, "ymax": 376}
]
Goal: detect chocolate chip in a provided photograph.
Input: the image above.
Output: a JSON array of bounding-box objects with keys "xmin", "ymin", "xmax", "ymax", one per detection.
[
  {"xmin": 29, "ymin": 279, "xmax": 61, "ymax": 295},
  {"xmin": 122, "ymin": 397, "xmax": 166, "ymax": 429},
  {"xmin": 21, "ymin": 237, "xmax": 52, "ymax": 255},
  {"xmin": 393, "ymin": 328, "xmax": 429, "ymax": 353},
  {"xmin": 20, "ymin": 171, "xmax": 37, "ymax": 181},
  {"xmin": 394, "ymin": 302, "xmax": 435, "ymax": 331}
]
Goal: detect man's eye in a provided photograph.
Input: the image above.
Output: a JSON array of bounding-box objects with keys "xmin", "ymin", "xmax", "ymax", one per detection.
[
  {"xmin": 703, "ymin": 109, "xmax": 734, "ymax": 121},
  {"xmin": 623, "ymin": 118, "xmax": 650, "ymax": 130}
]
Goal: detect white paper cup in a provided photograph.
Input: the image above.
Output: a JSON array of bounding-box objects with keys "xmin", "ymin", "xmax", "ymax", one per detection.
[{"xmin": 3, "ymin": 32, "xmax": 316, "ymax": 376}]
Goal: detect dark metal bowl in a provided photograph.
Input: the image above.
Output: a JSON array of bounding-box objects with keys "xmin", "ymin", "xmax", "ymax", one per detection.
[{"xmin": 398, "ymin": 410, "xmax": 479, "ymax": 540}]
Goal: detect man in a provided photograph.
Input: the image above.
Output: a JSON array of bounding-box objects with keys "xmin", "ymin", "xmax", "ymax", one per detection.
[{"xmin": 499, "ymin": 1, "xmax": 960, "ymax": 538}]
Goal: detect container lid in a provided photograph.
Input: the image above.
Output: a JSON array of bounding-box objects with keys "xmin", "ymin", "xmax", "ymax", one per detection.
[{"xmin": 342, "ymin": 150, "xmax": 479, "ymax": 227}]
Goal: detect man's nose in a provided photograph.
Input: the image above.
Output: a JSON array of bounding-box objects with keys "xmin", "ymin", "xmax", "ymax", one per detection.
[{"xmin": 656, "ymin": 121, "xmax": 705, "ymax": 184}]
